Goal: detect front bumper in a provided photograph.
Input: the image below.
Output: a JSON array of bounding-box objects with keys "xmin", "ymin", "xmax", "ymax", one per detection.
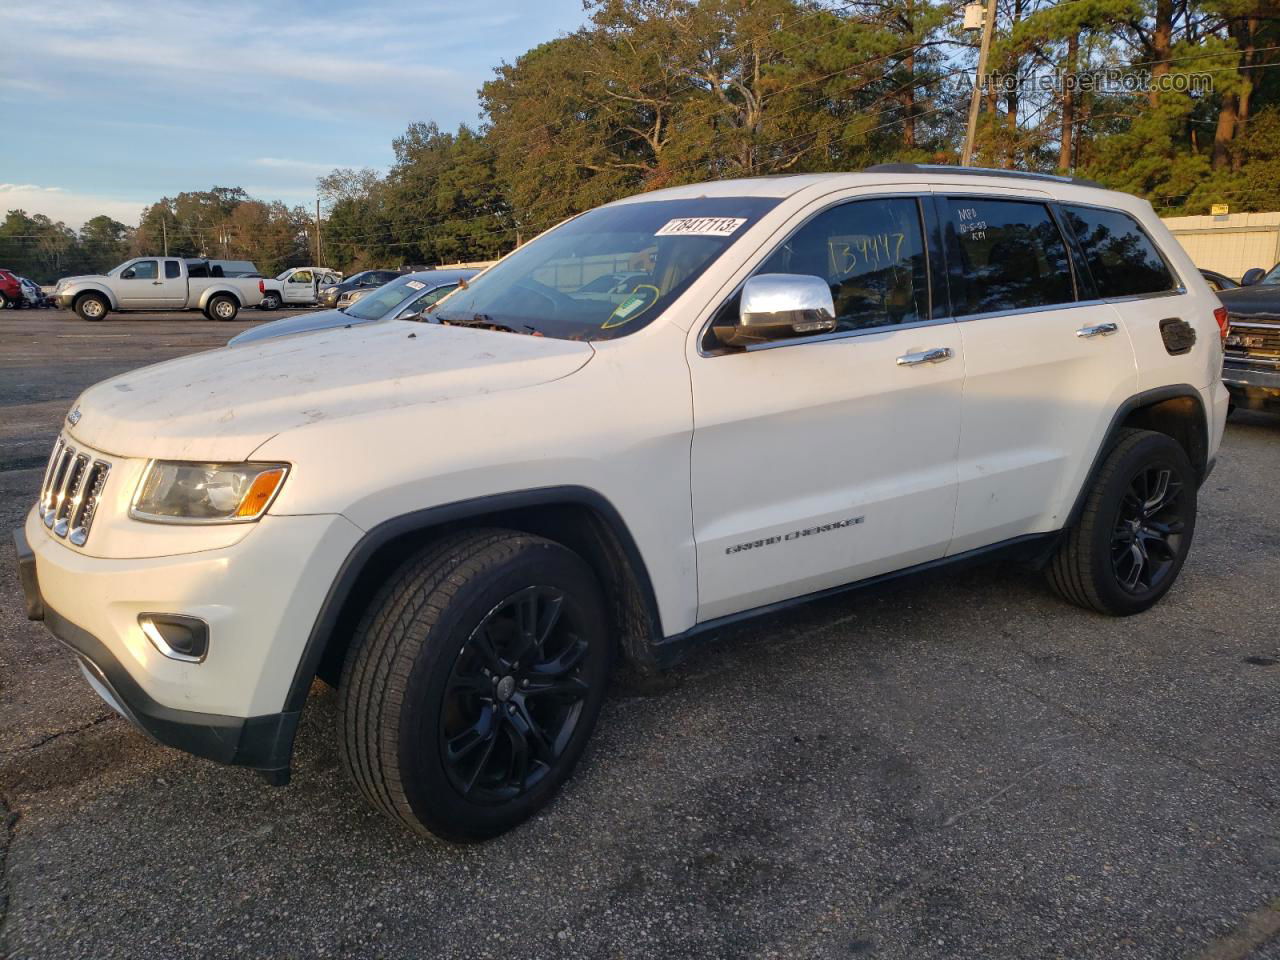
[
  {"xmin": 55, "ymin": 292, "xmax": 75, "ymax": 309},
  {"xmin": 14, "ymin": 506, "xmax": 363, "ymax": 777},
  {"xmin": 13, "ymin": 526, "xmax": 298, "ymax": 778},
  {"xmin": 1223, "ymin": 359, "xmax": 1280, "ymax": 408}
]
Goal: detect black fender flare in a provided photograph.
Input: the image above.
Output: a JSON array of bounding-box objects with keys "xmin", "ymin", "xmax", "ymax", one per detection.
[
  {"xmin": 282, "ymin": 485, "xmax": 663, "ymax": 713},
  {"xmin": 1065, "ymin": 383, "xmax": 1209, "ymax": 528}
]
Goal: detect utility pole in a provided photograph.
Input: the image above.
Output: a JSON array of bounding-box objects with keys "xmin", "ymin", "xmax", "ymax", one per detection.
[
  {"xmin": 961, "ymin": 0, "xmax": 998, "ymax": 167},
  {"xmin": 161, "ymin": 218, "xmax": 168, "ymax": 256},
  {"xmin": 315, "ymin": 198, "xmax": 323, "ymax": 265}
]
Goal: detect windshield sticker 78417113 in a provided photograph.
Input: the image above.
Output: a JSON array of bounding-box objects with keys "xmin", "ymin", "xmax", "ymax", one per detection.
[{"xmin": 655, "ymin": 217, "xmax": 748, "ymax": 238}]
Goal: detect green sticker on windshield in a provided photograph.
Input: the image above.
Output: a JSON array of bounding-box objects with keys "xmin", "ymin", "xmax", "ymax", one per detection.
[{"xmin": 603, "ymin": 284, "xmax": 659, "ymax": 329}]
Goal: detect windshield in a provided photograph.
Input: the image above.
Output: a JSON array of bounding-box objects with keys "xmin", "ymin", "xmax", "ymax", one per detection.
[
  {"xmin": 345, "ymin": 275, "xmax": 432, "ymax": 321},
  {"xmin": 1260, "ymin": 264, "xmax": 1280, "ymax": 285},
  {"xmin": 433, "ymin": 196, "xmax": 779, "ymax": 340}
]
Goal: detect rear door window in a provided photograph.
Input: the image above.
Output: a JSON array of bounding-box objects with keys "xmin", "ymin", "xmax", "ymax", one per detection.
[
  {"xmin": 942, "ymin": 198, "xmax": 1074, "ymax": 315},
  {"xmin": 1061, "ymin": 205, "xmax": 1177, "ymax": 298},
  {"xmin": 164, "ymin": 261, "xmax": 181, "ymax": 279}
]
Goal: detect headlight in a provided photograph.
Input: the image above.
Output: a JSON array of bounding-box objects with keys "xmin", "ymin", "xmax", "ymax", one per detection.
[{"xmin": 130, "ymin": 461, "xmax": 289, "ymax": 524}]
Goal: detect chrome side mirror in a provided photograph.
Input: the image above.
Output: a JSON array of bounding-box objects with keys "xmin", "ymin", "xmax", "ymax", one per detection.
[
  {"xmin": 1241, "ymin": 267, "xmax": 1266, "ymax": 286},
  {"xmin": 715, "ymin": 273, "xmax": 836, "ymax": 348}
]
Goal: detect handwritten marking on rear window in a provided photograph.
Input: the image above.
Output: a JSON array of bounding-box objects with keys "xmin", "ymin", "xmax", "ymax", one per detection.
[
  {"xmin": 955, "ymin": 206, "xmax": 988, "ymax": 241},
  {"xmin": 655, "ymin": 217, "xmax": 748, "ymax": 238}
]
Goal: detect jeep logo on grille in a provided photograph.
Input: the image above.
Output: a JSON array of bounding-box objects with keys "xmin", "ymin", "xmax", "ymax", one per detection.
[{"xmin": 66, "ymin": 407, "xmax": 81, "ymax": 426}]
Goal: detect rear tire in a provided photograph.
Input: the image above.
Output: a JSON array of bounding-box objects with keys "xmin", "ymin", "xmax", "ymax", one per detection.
[
  {"xmin": 338, "ymin": 529, "xmax": 612, "ymax": 842},
  {"xmin": 206, "ymin": 294, "xmax": 239, "ymax": 321},
  {"xmin": 1047, "ymin": 428, "xmax": 1197, "ymax": 615},
  {"xmin": 75, "ymin": 293, "xmax": 108, "ymax": 321}
]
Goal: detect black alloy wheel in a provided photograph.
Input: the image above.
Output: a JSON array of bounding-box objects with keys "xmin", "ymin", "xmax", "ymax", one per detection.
[
  {"xmin": 1110, "ymin": 464, "xmax": 1187, "ymax": 596},
  {"xmin": 339, "ymin": 529, "xmax": 612, "ymax": 841},
  {"xmin": 1047, "ymin": 427, "xmax": 1197, "ymax": 615},
  {"xmin": 441, "ymin": 586, "xmax": 590, "ymax": 803}
]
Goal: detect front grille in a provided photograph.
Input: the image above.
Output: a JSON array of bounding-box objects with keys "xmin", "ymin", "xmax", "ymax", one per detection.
[
  {"xmin": 38, "ymin": 438, "xmax": 111, "ymax": 547},
  {"xmin": 1225, "ymin": 319, "xmax": 1280, "ymax": 360}
]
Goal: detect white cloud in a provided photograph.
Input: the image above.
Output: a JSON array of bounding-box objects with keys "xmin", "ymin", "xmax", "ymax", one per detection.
[{"xmin": 0, "ymin": 184, "xmax": 144, "ymax": 230}]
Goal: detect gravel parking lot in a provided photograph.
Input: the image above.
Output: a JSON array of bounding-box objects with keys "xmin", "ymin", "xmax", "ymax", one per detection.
[{"xmin": 1, "ymin": 312, "xmax": 1277, "ymax": 959}]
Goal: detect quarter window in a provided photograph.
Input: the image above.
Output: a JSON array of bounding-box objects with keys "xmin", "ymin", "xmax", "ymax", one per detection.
[
  {"xmin": 1062, "ymin": 205, "xmax": 1176, "ymax": 298},
  {"xmin": 943, "ymin": 198, "xmax": 1074, "ymax": 314},
  {"xmin": 756, "ymin": 197, "xmax": 929, "ymax": 332}
]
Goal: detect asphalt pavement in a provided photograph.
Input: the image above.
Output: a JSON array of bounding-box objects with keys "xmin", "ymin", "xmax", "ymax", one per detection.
[{"xmin": 0, "ymin": 312, "xmax": 1277, "ymax": 959}]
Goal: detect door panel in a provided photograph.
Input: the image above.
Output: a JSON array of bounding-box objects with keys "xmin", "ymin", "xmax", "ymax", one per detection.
[
  {"xmin": 691, "ymin": 329, "xmax": 964, "ymax": 621},
  {"xmin": 951, "ymin": 304, "xmax": 1137, "ymax": 551},
  {"xmin": 116, "ymin": 260, "xmax": 181, "ymax": 309},
  {"xmin": 285, "ymin": 270, "xmax": 314, "ymax": 304},
  {"xmin": 938, "ymin": 194, "xmax": 1139, "ymax": 552},
  {"xmin": 690, "ymin": 194, "xmax": 961, "ymax": 622}
]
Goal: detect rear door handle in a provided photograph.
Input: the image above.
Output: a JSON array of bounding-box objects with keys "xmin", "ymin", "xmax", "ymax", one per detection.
[
  {"xmin": 896, "ymin": 347, "xmax": 953, "ymax": 366},
  {"xmin": 1076, "ymin": 322, "xmax": 1118, "ymax": 338}
]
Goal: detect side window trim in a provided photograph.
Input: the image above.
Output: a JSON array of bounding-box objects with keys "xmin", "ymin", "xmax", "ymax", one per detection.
[
  {"xmin": 924, "ymin": 194, "xmax": 953, "ymax": 320},
  {"xmin": 1058, "ymin": 200, "xmax": 1185, "ymax": 301},
  {"xmin": 697, "ymin": 192, "xmax": 949, "ymax": 357},
  {"xmin": 1047, "ymin": 202, "xmax": 1092, "ymax": 301}
]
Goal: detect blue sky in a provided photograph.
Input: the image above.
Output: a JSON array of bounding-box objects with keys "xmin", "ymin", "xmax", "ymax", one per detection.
[{"xmin": 1, "ymin": 0, "xmax": 592, "ymax": 228}]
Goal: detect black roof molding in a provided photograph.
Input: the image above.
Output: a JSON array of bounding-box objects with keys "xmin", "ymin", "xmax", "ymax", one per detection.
[{"xmin": 864, "ymin": 163, "xmax": 1103, "ymax": 189}]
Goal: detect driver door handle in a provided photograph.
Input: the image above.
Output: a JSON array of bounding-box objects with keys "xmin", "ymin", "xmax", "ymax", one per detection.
[
  {"xmin": 1076, "ymin": 322, "xmax": 1118, "ymax": 338},
  {"xmin": 896, "ymin": 347, "xmax": 953, "ymax": 366},
  {"xmin": 152, "ymin": 281, "xmax": 164, "ymax": 285}
]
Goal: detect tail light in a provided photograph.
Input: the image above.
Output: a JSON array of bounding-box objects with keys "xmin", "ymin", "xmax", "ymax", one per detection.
[
  {"xmin": 258, "ymin": 280, "xmax": 266, "ymax": 294},
  {"xmin": 1213, "ymin": 305, "xmax": 1230, "ymax": 344}
]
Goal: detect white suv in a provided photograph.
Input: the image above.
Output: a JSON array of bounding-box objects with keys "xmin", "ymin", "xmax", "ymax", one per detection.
[{"xmin": 15, "ymin": 166, "xmax": 1229, "ymax": 841}]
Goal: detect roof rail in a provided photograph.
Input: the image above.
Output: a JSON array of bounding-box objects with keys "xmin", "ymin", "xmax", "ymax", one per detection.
[{"xmin": 864, "ymin": 163, "xmax": 1103, "ymax": 189}]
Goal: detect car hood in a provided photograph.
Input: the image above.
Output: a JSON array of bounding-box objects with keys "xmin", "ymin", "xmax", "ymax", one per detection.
[
  {"xmin": 1216, "ymin": 285, "xmax": 1280, "ymax": 317},
  {"xmin": 228, "ymin": 308, "xmax": 355, "ymax": 346},
  {"xmin": 68, "ymin": 322, "xmax": 594, "ymax": 461},
  {"xmin": 57, "ymin": 273, "xmax": 106, "ymax": 287}
]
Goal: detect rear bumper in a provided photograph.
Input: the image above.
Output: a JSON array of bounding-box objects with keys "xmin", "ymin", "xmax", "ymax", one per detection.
[
  {"xmin": 1223, "ymin": 360, "xmax": 1280, "ymax": 407},
  {"xmin": 13, "ymin": 527, "xmax": 298, "ymax": 777}
]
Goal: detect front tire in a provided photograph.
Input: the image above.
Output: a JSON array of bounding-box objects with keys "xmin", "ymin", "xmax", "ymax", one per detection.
[
  {"xmin": 75, "ymin": 293, "xmax": 108, "ymax": 321},
  {"xmin": 338, "ymin": 529, "xmax": 613, "ymax": 842},
  {"xmin": 1047, "ymin": 428, "xmax": 1197, "ymax": 615},
  {"xmin": 259, "ymin": 292, "xmax": 282, "ymax": 311}
]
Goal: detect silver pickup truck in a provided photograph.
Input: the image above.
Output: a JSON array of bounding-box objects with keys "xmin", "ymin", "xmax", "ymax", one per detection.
[{"xmin": 54, "ymin": 257, "xmax": 270, "ymax": 322}]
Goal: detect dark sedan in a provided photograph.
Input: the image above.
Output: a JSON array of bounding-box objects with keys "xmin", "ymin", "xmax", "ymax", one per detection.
[
  {"xmin": 228, "ymin": 269, "xmax": 477, "ymax": 346},
  {"xmin": 316, "ymin": 269, "xmax": 404, "ymax": 309}
]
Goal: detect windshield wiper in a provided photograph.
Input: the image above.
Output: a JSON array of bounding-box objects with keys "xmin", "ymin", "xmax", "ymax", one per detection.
[{"xmin": 441, "ymin": 312, "xmax": 539, "ymax": 336}]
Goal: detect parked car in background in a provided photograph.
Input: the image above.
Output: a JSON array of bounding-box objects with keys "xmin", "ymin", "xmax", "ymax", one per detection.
[
  {"xmin": 54, "ymin": 257, "xmax": 272, "ymax": 321},
  {"xmin": 259, "ymin": 267, "xmax": 343, "ymax": 310},
  {"xmin": 1217, "ymin": 262, "xmax": 1280, "ymax": 411},
  {"xmin": 317, "ymin": 269, "xmax": 403, "ymax": 308},
  {"xmin": 0, "ymin": 269, "xmax": 22, "ymax": 308},
  {"xmin": 1199, "ymin": 268, "xmax": 1238, "ymax": 292},
  {"xmin": 229, "ymin": 269, "xmax": 478, "ymax": 346},
  {"xmin": 19, "ymin": 277, "xmax": 51, "ymax": 308}
]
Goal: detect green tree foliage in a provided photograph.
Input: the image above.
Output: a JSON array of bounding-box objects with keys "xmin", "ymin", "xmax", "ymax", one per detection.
[{"xmin": 10, "ymin": 0, "xmax": 1280, "ymax": 284}]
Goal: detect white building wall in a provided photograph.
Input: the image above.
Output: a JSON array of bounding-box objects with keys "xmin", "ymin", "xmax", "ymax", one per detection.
[{"xmin": 1161, "ymin": 212, "xmax": 1280, "ymax": 282}]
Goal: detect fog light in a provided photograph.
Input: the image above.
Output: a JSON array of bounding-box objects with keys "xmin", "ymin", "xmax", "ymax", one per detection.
[{"xmin": 139, "ymin": 614, "xmax": 208, "ymax": 663}]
